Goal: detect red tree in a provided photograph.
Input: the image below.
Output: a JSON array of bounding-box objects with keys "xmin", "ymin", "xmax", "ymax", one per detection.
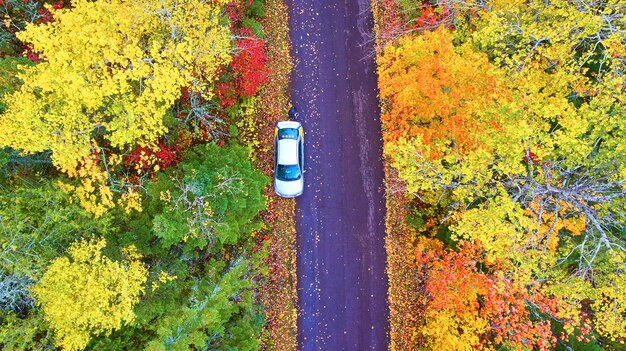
[{"xmin": 231, "ymin": 28, "xmax": 269, "ymax": 97}]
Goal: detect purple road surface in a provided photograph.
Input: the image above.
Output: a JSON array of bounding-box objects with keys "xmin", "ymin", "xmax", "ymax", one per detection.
[{"xmin": 287, "ymin": 0, "xmax": 389, "ymax": 350}]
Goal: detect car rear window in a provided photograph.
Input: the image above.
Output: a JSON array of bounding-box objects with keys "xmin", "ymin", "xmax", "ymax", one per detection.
[
  {"xmin": 278, "ymin": 128, "xmax": 299, "ymax": 140},
  {"xmin": 276, "ymin": 164, "xmax": 301, "ymax": 181}
]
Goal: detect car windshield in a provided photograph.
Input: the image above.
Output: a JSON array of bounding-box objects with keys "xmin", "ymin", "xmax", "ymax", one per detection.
[
  {"xmin": 276, "ymin": 164, "xmax": 301, "ymax": 181},
  {"xmin": 278, "ymin": 128, "xmax": 299, "ymax": 140}
]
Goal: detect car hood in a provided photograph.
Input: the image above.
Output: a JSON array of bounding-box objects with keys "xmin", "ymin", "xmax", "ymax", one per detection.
[{"xmin": 275, "ymin": 177, "xmax": 304, "ymax": 197}]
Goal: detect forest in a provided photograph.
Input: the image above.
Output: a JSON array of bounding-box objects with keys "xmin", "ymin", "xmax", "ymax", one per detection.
[
  {"xmin": 1, "ymin": 0, "xmax": 625, "ymax": 350},
  {"xmin": 0, "ymin": 0, "xmax": 298, "ymax": 349},
  {"xmin": 374, "ymin": 0, "xmax": 626, "ymax": 350}
]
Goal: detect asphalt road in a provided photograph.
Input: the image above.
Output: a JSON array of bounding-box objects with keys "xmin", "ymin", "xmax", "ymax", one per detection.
[{"xmin": 287, "ymin": 0, "xmax": 389, "ymax": 350}]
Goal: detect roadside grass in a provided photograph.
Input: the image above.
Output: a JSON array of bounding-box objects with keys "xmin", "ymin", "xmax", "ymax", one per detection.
[
  {"xmin": 249, "ymin": 0, "xmax": 298, "ymax": 349},
  {"xmin": 371, "ymin": 1, "xmax": 427, "ymax": 349},
  {"xmin": 383, "ymin": 167, "xmax": 426, "ymax": 349}
]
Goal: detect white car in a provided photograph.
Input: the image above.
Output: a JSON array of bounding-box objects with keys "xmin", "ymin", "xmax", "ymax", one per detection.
[{"xmin": 274, "ymin": 120, "xmax": 304, "ymax": 197}]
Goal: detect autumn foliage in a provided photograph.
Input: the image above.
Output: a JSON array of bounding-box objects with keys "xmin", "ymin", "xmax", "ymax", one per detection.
[
  {"xmin": 378, "ymin": 28, "xmax": 506, "ymax": 159},
  {"xmin": 416, "ymin": 238, "xmax": 578, "ymax": 351},
  {"xmin": 31, "ymin": 239, "xmax": 147, "ymax": 351},
  {"xmin": 123, "ymin": 142, "xmax": 182, "ymax": 174},
  {"xmin": 0, "ymin": 0, "xmax": 275, "ymax": 218},
  {"xmin": 375, "ymin": 0, "xmax": 626, "ymax": 349},
  {"xmin": 233, "ymin": 30, "xmax": 269, "ymax": 98},
  {"xmin": 248, "ymin": 0, "xmax": 298, "ymax": 348},
  {"xmin": 0, "ymin": 0, "xmax": 280, "ymax": 349}
]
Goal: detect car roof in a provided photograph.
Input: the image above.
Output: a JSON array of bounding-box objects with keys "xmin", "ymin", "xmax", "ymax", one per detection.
[
  {"xmin": 277, "ymin": 120, "xmax": 302, "ymax": 129},
  {"xmin": 278, "ymin": 139, "xmax": 299, "ymax": 165}
]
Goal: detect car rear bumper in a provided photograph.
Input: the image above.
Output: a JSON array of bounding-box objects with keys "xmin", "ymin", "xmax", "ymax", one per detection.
[{"xmin": 274, "ymin": 179, "xmax": 304, "ymax": 198}]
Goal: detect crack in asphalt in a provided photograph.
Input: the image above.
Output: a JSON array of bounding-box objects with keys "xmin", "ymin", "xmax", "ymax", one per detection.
[{"xmin": 287, "ymin": 0, "xmax": 389, "ymax": 350}]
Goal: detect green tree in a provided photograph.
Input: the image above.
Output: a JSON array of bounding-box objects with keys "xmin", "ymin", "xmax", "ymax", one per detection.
[
  {"xmin": 0, "ymin": 311, "xmax": 56, "ymax": 351},
  {"xmin": 87, "ymin": 143, "xmax": 268, "ymax": 350},
  {"xmin": 0, "ymin": 177, "xmax": 115, "ymax": 350},
  {"xmin": 0, "ymin": 178, "xmax": 114, "ymax": 278},
  {"xmin": 141, "ymin": 258, "xmax": 261, "ymax": 351},
  {"xmin": 151, "ymin": 143, "xmax": 269, "ymax": 249}
]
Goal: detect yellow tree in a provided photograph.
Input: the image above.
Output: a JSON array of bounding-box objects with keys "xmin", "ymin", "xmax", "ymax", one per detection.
[
  {"xmin": 465, "ymin": 3, "xmax": 626, "ymax": 341},
  {"xmin": 31, "ymin": 238, "xmax": 148, "ymax": 351},
  {"xmin": 0, "ymin": 0, "xmax": 232, "ymax": 215}
]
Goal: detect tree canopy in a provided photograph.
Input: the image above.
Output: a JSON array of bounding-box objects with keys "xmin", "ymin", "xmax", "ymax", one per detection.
[
  {"xmin": 0, "ymin": 0, "xmax": 233, "ymax": 215},
  {"xmin": 31, "ymin": 238, "xmax": 147, "ymax": 351},
  {"xmin": 378, "ymin": 0, "xmax": 626, "ymax": 348}
]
